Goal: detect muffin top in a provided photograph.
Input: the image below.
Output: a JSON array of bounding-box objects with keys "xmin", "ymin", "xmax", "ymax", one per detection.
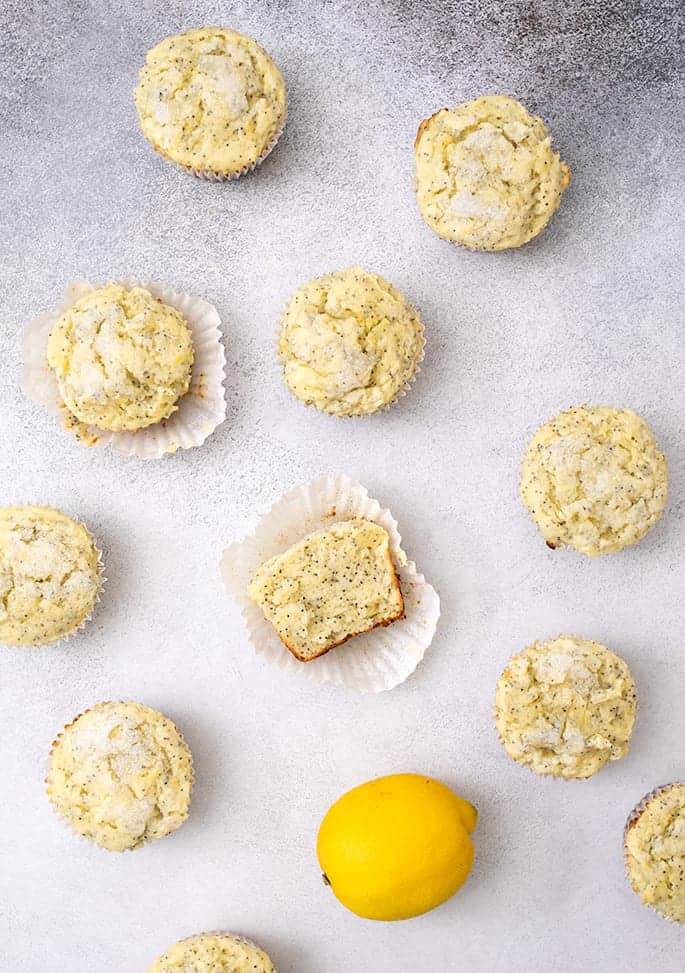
[
  {"xmin": 47, "ymin": 701, "xmax": 193, "ymax": 851},
  {"xmin": 414, "ymin": 94, "xmax": 569, "ymax": 250},
  {"xmin": 0, "ymin": 506, "xmax": 101, "ymax": 647},
  {"xmin": 134, "ymin": 27, "xmax": 286, "ymax": 175},
  {"xmin": 625, "ymin": 784, "xmax": 685, "ymax": 923},
  {"xmin": 46, "ymin": 284, "xmax": 194, "ymax": 433},
  {"xmin": 148, "ymin": 933, "xmax": 276, "ymax": 973},
  {"xmin": 495, "ymin": 636, "xmax": 637, "ymax": 779},
  {"xmin": 520, "ymin": 406, "xmax": 668, "ymax": 556},
  {"xmin": 279, "ymin": 268, "xmax": 425, "ymax": 417}
]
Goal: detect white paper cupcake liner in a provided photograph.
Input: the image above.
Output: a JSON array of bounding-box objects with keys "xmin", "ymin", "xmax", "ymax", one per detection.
[
  {"xmin": 624, "ymin": 781, "xmax": 685, "ymax": 924},
  {"xmin": 0, "ymin": 506, "xmax": 105, "ymax": 649},
  {"xmin": 46, "ymin": 701, "xmax": 194, "ymax": 852},
  {"xmin": 165, "ymin": 112, "xmax": 286, "ymax": 181},
  {"xmin": 21, "ymin": 279, "xmax": 227, "ymax": 459},
  {"xmin": 221, "ymin": 473, "xmax": 440, "ymax": 693},
  {"xmin": 275, "ymin": 275, "xmax": 425, "ymax": 418}
]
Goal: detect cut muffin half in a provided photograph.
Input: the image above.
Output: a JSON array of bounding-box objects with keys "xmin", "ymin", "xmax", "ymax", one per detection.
[{"xmin": 247, "ymin": 518, "xmax": 404, "ymax": 661}]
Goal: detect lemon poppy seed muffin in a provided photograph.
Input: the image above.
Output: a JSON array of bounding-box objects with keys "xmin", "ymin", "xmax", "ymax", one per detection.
[
  {"xmin": 47, "ymin": 701, "xmax": 193, "ymax": 851},
  {"xmin": 0, "ymin": 506, "xmax": 101, "ymax": 647},
  {"xmin": 495, "ymin": 636, "xmax": 637, "ymax": 779},
  {"xmin": 279, "ymin": 268, "xmax": 425, "ymax": 416},
  {"xmin": 248, "ymin": 519, "xmax": 404, "ymax": 661},
  {"xmin": 520, "ymin": 406, "xmax": 668, "ymax": 556},
  {"xmin": 415, "ymin": 94, "xmax": 570, "ymax": 250},
  {"xmin": 46, "ymin": 284, "xmax": 194, "ymax": 433},
  {"xmin": 625, "ymin": 783, "xmax": 685, "ymax": 923},
  {"xmin": 148, "ymin": 933, "xmax": 276, "ymax": 973},
  {"xmin": 135, "ymin": 27, "xmax": 286, "ymax": 177}
]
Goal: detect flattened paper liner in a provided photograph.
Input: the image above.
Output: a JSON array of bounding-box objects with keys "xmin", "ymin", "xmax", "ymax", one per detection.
[
  {"xmin": 624, "ymin": 781, "xmax": 685, "ymax": 924},
  {"xmin": 21, "ymin": 278, "xmax": 226, "ymax": 459},
  {"xmin": 46, "ymin": 701, "xmax": 194, "ymax": 852},
  {"xmin": 221, "ymin": 473, "xmax": 440, "ymax": 693}
]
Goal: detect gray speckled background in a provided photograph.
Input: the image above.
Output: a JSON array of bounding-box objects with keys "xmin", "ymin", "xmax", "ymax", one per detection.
[{"xmin": 1, "ymin": 1, "xmax": 684, "ymax": 970}]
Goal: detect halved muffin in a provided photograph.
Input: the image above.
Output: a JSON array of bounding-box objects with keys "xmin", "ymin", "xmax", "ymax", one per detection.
[{"xmin": 247, "ymin": 518, "xmax": 404, "ymax": 661}]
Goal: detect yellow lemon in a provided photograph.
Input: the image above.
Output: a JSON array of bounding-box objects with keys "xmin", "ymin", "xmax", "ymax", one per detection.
[{"xmin": 316, "ymin": 773, "xmax": 477, "ymax": 921}]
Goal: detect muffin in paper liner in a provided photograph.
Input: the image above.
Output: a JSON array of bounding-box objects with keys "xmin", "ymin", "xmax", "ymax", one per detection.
[
  {"xmin": 148, "ymin": 931, "xmax": 276, "ymax": 972},
  {"xmin": 0, "ymin": 505, "xmax": 105, "ymax": 648},
  {"xmin": 624, "ymin": 782, "xmax": 685, "ymax": 924},
  {"xmin": 46, "ymin": 701, "xmax": 194, "ymax": 852},
  {"xmin": 221, "ymin": 473, "xmax": 440, "ymax": 693},
  {"xmin": 21, "ymin": 279, "xmax": 226, "ymax": 459},
  {"xmin": 414, "ymin": 96, "xmax": 570, "ymax": 252},
  {"xmin": 493, "ymin": 635, "xmax": 638, "ymax": 781},
  {"xmin": 134, "ymin": 27, "xmax": 287, "ymax": 182},
  {"xmin": 519, "ymin": 405, "xmax": 668, "ymax": 556},
  {"xmin": 275, "ymin": 269, "xmax": 425, "ymax": 419}
]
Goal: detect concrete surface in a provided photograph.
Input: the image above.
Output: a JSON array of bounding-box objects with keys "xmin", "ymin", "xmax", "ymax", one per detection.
[{"xmin": 1, "ymin": 1, "xmax": 683, "ymax": 970}]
